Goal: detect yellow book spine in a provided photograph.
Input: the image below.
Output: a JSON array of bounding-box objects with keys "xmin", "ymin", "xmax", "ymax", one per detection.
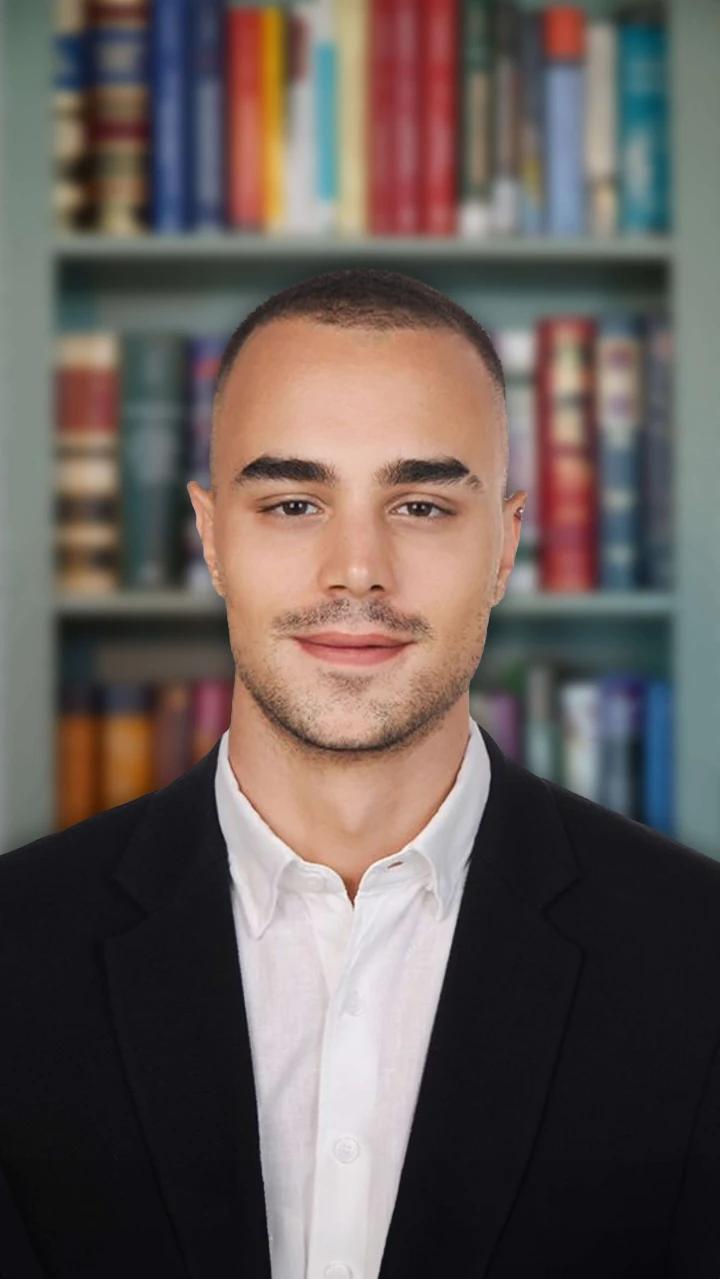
[
  {"xmin": 337, "ymin": 0, "xmax": 368, "ymax": 235},
  {"xmin": 261, "ymin": 7, "xmax": 286, "ymax": 232}
]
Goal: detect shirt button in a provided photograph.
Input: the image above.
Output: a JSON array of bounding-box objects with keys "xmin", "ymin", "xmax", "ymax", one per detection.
[
  {"xmin": 324, "ymin": 1265, "xmax": 352, "ymax": 1279},
  {"xmin": 345, "ymin": 989, "xmax": 362, "ymax": 1016},
  {"xmin": 333, "ymin": 1136, "xmax": 360, "ymax": 1163}
]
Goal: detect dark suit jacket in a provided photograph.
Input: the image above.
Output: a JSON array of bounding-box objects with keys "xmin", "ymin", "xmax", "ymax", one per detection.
[{"xmin": 1, "ymin": 727, "xmax": 720, "ymax": 1278}]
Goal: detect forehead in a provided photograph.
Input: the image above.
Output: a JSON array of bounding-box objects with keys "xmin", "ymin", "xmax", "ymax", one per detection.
[{"xmin": 214, "ymin": 318, "xmax": 503, "ymax": 468}]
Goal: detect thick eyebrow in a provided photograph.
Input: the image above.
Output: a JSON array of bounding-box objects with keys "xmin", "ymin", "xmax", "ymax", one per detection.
[{"xmin": 232, "ymin": 453, "xmax": 486, "ymax": 492}]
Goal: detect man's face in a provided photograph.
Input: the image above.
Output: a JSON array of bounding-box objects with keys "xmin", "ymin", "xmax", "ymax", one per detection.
[{"xmin": 188, "ymin": 319, "xmax": 523, "ymax": 756}]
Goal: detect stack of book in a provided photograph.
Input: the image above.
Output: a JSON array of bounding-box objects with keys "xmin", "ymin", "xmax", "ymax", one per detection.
[
  {"xmin": 54, "ymin": 311, "xmax": 673, "ymax": 595},
  {"xmin": 53, "ymin": 0, "xmax": 670, "ymax": 237}
]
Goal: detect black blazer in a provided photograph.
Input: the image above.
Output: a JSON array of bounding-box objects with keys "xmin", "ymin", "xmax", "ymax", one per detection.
[{"xmin": 2, "ymin": 727, "xmax": 720, "ymax": 1278}]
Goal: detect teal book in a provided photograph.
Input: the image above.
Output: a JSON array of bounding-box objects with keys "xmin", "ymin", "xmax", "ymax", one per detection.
[{"xmin": 120, "ymin": 334, "xmax": 187, "ymax": 588}]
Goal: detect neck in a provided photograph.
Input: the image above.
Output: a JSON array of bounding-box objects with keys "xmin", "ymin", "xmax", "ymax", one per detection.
[{"xmin": 226, "ymin": 690, "xmax": 471, "ymax": 900}]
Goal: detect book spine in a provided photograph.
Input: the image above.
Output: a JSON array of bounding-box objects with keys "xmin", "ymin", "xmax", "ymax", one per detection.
[
  {"xmin": 537, "ymin": 317, "xmax": 598, "ymax": 590},
  {"xmin": 485, "ymin": 690, "xmax": 522, "ymax": 761},
  {"xmin": 421, "ymin": 0, "xmax": 458, "ymax": 235},
  {"xmin": 392, "ymin": 0, "xmax": 422, "ymax": 234},
  {"xmin": 55, "ymin": 332, "xmax": 121, "ymax": 594},
  {"xmin": 285, "ymin": 3, "xmax": 317, "ymax": 234},
  {"xmin": 642, "ymin": 317, "xmax": 673, "ymax": 588},
  {"xmin": 337, "ymin": 0, "xmax": 368, "ymax": 235},
  {"xmin": 643, "ymin": 678, "xmax": 674, "ymax": 835},
  {"xmin": 311, "ymin": 0, "xmax": 338, "ymax": 233},
  {"xmin": 54, "ymin": 0, "xmax": 91, "ymax": 231},
  {"xmin": 599, "ymin": 674, "xmax": 645, "ymax": 819},
  {"xmin": 368, "ymin": 0, "xmax": 395, "ymax": 235},
  {"xmin": 189, "ymin": 0, "xmax": 225, "ymax": 231},
  {"xmin": 99, "ymin": 682, "xmax": 155, "ymax": 808},
  {"xmin": 559, "ymin": 679, "xmax": 602, "ymax": 803},
  {"xmin": 490, "ymin": 0, "xmax": 520, "ymax": 234},
  {"xmin": 494, "ymin": 327, "xmax": 539, "ymax": 594},
  {"xmin": 88, "ymin": 0, "xmax": 150, "ymax": 234},
  {"xmin": 154, "ymin": 682, "xmax": 193, "ymax": 786},
  {"xmin": 227, "ymin": 7, "xmax": 263, "ymax": 229},
  {"xmin": 260, "ymin": 7, "xmax": 286, "ymax": 233},
  {"xmin": 596, "ymin": 316, "xmax": 644, "ymax": 589},
  {"xmin": 618, "ymin": 17, "xmax": 669, "ymax": 232},
  {"xmin": 191, "ymin": 679, "xmax": 234, "ymax": 762},
  {"xmin": 183, "ymin": 335, "xmax": 225, "ymax": 592},
  {"xmin": 150, "ymin": 0, "xmax": 191, "ymax": 231},
  {"xmin": 120, "ymin": 334, "xmax": 187, "ymax": 588},
  {"xmin": 56, "ymin": 681, "xmax": 99, "ymax": 829},
  {"xmin": 524, "ymin": 663, "xmax": 559, "ymax": 782},
  {"xmin": 518, "ymin": 11, "xmax": 544, "ymax": 236},
  {"xmin": 543, "ymin": 7, "xmax": 585, "ymax": 236},
  {"xmin": 584, "ymin": 19, "xmax": 617, "ymax": 235},
  {"xmin": 458, "ymin": 0, "xmax": 492, "ymax": 237}
]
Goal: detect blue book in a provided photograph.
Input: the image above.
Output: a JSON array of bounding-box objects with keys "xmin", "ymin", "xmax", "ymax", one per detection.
[
  {"xmin": 599, "ymin": 675, "xmax": 645, "ymax": 819},
  {"xmin": 618, "ymin": 17, "xmax": 669, "ymax": 232},
  {"xmin": 150, "ymin": 0, "xmax": 192, "ymax": 232},
  {"xmin": 643, "ymin": 679, "xmax": 674, "ymax": 835},
  {"xmin": 596, "ymin": 315, "xmax": 644, "ymax": 589},
  {"xmin": 543, "ymin": 27, "xmax": 584, "ymax": 234},
  {"xmin": 189, "ymin": 0, "xmax": 225, "ymax": 230}
]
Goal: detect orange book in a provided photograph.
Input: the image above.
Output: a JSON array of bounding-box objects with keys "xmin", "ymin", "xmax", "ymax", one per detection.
[
  {"xmin": 99, "ymin": 682, "xmax": 155, "ymax": 810},
  {"xmin": 56, "ymin": 681, "xmax": 100, "ymax": 830},
  {"xmin": 227, "ymin": 7, "xmax": 263, "ymax": 228}
]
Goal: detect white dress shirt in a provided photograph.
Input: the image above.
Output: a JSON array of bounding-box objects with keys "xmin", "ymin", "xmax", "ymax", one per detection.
[{"xmin": 214, "ymin": 715, "xmax": 492, "ymax": 1279}]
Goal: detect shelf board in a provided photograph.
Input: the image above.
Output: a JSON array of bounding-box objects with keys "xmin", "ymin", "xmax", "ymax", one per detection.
[
  {"xmin": 53, "ymin": 232, "xmax": 675, "ymax": 265},
  {"xmin": 55, "ymin": 590, "xmax": 676, "ymax": 620}
]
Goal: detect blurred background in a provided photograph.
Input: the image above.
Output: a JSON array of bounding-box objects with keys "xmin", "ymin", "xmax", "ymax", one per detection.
[{"xmin": 0, "ymin": 0, "xmax": 719, "ymax": 857}]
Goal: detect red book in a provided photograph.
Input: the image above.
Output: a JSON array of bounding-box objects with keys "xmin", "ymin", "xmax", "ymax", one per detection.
[
  {"xmin": 392, "ymin": 0, "xmax": 422, "ymax": 234},
  {"xmin": 368, "ymin": 0, "xmax": 395, "ymax": 234},
  {"xmin": 537, "ymin": 317, "xmax": 599, "ymax": 591},
  {"xmin": 420, "ymin": 0, "xmax": 458, "ymax": 235},
  {"xmin": 227, "ymin": 8, "xmax": 263, "ymax": 229}
]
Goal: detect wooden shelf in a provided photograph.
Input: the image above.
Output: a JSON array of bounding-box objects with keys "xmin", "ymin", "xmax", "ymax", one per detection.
[
  {"xmin": 53, "ymin": 232, "xmax": 675, "ymax": 265},
  {"xmin": 54, "ymin": 590, "xmax": 676, "ymax": 620}
]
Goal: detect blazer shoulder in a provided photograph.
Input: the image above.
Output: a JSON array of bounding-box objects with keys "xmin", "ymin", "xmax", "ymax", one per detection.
[
  {"xmin": 543, "ymin": 774, "xmax": 720, "ymax": 899},
  {"xmin": 0, "ymin": 788, "xmax": 158, "ymax": 904}
]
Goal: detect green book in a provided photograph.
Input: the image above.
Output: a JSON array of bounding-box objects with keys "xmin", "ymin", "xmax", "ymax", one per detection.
[{"xmin": 120, "ymin": 334, "xmax": 187, "ymax": 588}]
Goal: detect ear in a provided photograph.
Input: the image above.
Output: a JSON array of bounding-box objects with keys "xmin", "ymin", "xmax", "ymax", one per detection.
[
  {"xmin": 186, "ymin": 480, "xmax": 226, "ymax": 598},
  {"xmin": 491, "ymin": 490, "xmax": 528, "ymax": 606}
]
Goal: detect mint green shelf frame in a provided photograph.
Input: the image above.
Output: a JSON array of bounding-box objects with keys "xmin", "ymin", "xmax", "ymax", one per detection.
[{"xmin": 1, "ymin": 0, "xmax": 718, "ymax": 857}]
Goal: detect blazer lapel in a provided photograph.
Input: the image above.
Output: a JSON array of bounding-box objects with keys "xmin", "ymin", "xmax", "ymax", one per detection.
[
  {"xmin": 102, "ymin": 744, "xmax": 272, "ymax": 1279},
  {"xmin": 378, "ymin": 729, "xmax": 584, "ymax": 1279}
]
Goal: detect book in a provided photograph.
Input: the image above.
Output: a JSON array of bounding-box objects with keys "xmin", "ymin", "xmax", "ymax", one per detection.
[
  {"xmin": 458, "ymin": 0, "xmax": 493, "ymax": 238},
  {"xmin": 584, "ymin": 19, "xmax": 618, "ymax": 235},
  {"xmin": 183, "ymin": 334, "xmax": 225, "ymax": 592},
  {"xmin": 55, "ymin": 332, "xmax": 122, "ymax": 594},
  {"xmin": 494, "ymin": 327, "xmax": 539, "ymax": 594},
  {"xmin": 87, "ymin": 0, "xmax": 150, "ymax": 234},
  {"xmin": 392, "ymin": 0, "xmax": 422, "ymax": 235},
  {"xmin": 119, "ymin": 334, "xmax": 187, "ymax": 588},
  {"xmin": 54, "ymin": 0, "xmax": 91, "ymax": 231},
  {"xmin": 189, "ymin": 0, "xmax": 225, "ymax": 231},
  {"xmin": 98, "ymin": 681, "xmax": 155, "ymax": 809},
  {"xmin": 537, "ymin": 316, "xmax": 598, "ymax": 590},
  {"xmin": 421, "ymin": 0, "xmax": 458, "ymax": 235},
  {"xmin": 150, "ymin": 0, "xmax": 191, "ymax": 232},
  {"xmin": 337, "ymin": 0, "xmax": 368, "ymax": 236},
  {"xmin": 596, "ymin": 315, "xmax": 644, "ymax": 589},
  {"xmin": 618, "ymin": 9, "xmax": 669, "ymax": 232},
  {"xmin": 56, "ymin": 680, "xmax": 100, "ymax": 828},
  {"xmin": 543, "ymin": 6, "xmax": 585, "ymax": 236},
  {"xmin": 226, "ymin": 5, "xmax": 263, "ymax": 229}
]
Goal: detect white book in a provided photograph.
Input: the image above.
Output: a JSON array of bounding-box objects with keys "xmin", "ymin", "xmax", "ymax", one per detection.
[{"xmin": 585, "ymin": 21, "xmax": 618, "ymax": 236}]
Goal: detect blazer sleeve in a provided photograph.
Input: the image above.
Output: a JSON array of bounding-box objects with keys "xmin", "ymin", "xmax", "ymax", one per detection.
[
  {"xmin": 667, "ymin": 1030, "xmax": 720, "ymax": 1275},
  {"xmin": 0, "ymin": 1160, "xmax": 48, "ymax": 1279}
]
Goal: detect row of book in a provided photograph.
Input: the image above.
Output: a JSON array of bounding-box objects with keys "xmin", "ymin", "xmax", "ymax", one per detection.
[
  {"xmin": 54, "ymin": 0, "xmax": 670, "ymax": 238},
  {"xmin": 55, "ymin": 668, "xmax": 673, "ymax": 835},
  {"xmin": 472, "ymin": 669, "xmax": 674, "ymax": 834},
  {"xmin": 54, "ymin": 311, "xmax": 673, "ymax": 596}
]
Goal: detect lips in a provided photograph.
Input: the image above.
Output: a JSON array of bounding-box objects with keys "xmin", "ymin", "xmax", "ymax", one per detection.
[{"xmin": 295, "ymin": 632, "xmax": 410, "ymax": 648}]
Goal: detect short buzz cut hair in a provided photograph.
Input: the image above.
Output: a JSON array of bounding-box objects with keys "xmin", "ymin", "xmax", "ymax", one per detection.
[{"xmin": 210, "ymin": 266, "xmax": 508, "ymax": 490}]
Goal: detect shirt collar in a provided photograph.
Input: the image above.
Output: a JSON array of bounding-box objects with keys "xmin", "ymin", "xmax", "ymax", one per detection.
[{"xmin": 215, "ymin": 716, "xmax": 492, "ymax": 939}]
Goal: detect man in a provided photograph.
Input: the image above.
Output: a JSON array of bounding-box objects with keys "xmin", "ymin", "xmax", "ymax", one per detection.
[{"xmin": 1, "ymin": 267, "xmax": 720, "ymax": 1278}]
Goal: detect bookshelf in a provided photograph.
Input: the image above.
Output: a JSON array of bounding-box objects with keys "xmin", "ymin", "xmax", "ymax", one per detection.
[{"xmin": 1, "ymin": 0, "xmax": 719, "ymax": 858}]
